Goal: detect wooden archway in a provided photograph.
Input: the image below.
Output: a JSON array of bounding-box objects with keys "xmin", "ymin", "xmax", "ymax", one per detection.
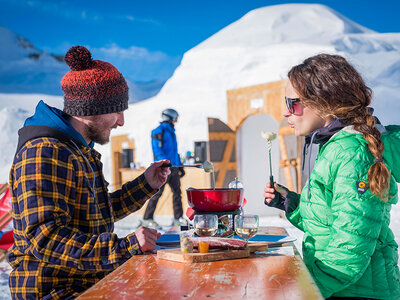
[
  {"xmin": 222, "ymin": 79, "xmax": 303, "ymax": 191},
  {"xmin": 208, "ymin": 118, "xmax": 237, "ymax": 188}
]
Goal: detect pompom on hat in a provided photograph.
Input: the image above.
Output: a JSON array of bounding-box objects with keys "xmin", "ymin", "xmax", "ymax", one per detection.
[{"xmin": 61, "ymin": 45, "xmax": 129, "ymax": 116}]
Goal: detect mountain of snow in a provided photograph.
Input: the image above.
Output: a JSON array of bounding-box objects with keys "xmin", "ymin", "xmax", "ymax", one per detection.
[
  {"xmin": 0, "ymin": 107, "xmax": 30, "ymax": 181},
  {"xmin": 127, "ymin": 79, "xmax": 166, "ymax": 104},
  {"xmin": 0, "ymin": 26, "xmax": 67, "ymax": 95},
  {"xmin": 115, "ymin": 3, "xmax": 400, "ymax": 172},
  {"xmin": 1, "ymin": 3, "xmax": 400, "ymax": 185},
  {"xmin": 0, "ymin": 26, "xmax": 164, "ymax": 100}
]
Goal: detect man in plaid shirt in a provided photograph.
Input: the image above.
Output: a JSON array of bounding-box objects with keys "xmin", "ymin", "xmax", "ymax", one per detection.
[{"xmin": 8, "ymin": 46, "xmax": 170, "ymax": 299}]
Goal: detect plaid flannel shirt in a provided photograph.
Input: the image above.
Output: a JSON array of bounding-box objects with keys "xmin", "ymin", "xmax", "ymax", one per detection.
[{"xmin": 8, "ymin": 136, "xmax": 156, "ymax": 299}]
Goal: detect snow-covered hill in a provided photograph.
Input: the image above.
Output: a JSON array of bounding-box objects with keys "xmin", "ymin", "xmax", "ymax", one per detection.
[
  {"xmin": 115, "ymin": 4, "xmax": 400, "ymax": 171},
  {"xmin": 0, "ymin": 26, "xmax": 164, "ymax": 101},
  {"xmin": 0, "ymin": 26, "xmax": 67, "ymax": 95},
  {"xmin": 127, "ymin": 79, "xmax": 166, "ymax": 104},
  {"xmin": 1, "ymin": 3, "xmax": 400, "ymax": 183}
]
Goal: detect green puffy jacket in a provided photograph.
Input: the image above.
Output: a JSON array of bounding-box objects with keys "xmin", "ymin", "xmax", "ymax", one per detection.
[{"xmin": 287, "ymin": 125, "xmax": 400, "ymax": 299}]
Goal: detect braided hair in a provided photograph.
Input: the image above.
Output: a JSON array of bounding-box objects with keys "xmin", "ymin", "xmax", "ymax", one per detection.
[{"xmin": 288, "ymin": 54, "xmax": 390, "ymax": 201}]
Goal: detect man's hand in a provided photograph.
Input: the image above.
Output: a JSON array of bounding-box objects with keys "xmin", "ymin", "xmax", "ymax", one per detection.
[
  {"xmin": 144, "ymin": 159, "xmax": 171, "ymax": 189},
  {"xmin": 135, "ymin": 226, "xmax": 162, "ymax": 253}
]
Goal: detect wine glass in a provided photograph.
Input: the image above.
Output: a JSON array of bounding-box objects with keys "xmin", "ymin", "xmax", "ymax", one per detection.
[
  {"xmin": 235, "ymin": 215, "xmax": 259, "ymax": 245},
  {"xmin": 193, "ymin": 214, "xmax": 218, "ymax": 237}
]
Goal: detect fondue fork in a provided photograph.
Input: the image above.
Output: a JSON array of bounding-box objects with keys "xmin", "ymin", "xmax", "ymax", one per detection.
[
  {"xmin": 161, "ymin": 163, "xmax": 203, "ymax": 169},
  {"xmin": 161, "ymin": 160, "xmax": 214, "ymax": 173},
  {"xmin": 261, "ymin": 131, "xmax": 278, "ymax": 196}
]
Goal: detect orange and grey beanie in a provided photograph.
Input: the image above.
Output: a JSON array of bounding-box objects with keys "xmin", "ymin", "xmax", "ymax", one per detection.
[{"xmin": 61, "ymin": 46, "xmax": 129, "ymax": 116}]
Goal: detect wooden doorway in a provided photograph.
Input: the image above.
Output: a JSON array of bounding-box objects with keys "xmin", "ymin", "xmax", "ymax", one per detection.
[
  {"xmin": 208, "ymin": 118, "xmax": 237, "ymax": 188},
  {"xmin": 236, "ymin": 114, "xmax": 280, "ymax": 216}
]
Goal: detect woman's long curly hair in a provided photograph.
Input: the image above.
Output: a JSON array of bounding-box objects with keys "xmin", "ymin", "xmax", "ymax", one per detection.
[{"xmin": 288, "ymin": 54, "xmax": 390, "ymax": 201}]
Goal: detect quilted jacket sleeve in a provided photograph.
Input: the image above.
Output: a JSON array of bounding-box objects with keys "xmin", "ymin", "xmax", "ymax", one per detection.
[
  {"xmin": 307, "ymin": 144, "xmax": 385, "ymax": 297},
  {"xmin": 13, "ymin": 142, "xmax": 146, "ymax": 271},
  {"xmin": 285, "ymin": 191, "xmax": 304, "ymax": 231}
]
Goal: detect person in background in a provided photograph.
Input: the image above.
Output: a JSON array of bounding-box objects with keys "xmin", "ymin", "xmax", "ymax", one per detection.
[
  {"xmin": 141, "ymin": 108, "xmax": 186, "ymax": 228},
  {"xmin": 8, "ymin": 46, "xmax": 170, "ymax": 299},
  {"xmin": 264, "ymin": 54, "xmax": 400, "ymax": 299}
]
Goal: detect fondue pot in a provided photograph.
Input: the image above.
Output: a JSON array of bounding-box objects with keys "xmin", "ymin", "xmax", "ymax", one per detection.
[{"xmin": 186, "ymin": 188, "xmax": 244, "ymax": 212}]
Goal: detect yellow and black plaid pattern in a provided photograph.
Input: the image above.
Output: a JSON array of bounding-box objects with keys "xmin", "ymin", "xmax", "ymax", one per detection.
[{"xmin": 8, "ymin": 137, "xmax": 156, "ymax": 298}]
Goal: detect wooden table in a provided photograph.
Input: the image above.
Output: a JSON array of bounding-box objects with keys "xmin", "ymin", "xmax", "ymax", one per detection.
[{"xmin": 77, "ymin": 227, "xmax": 323, "ymax": 299}]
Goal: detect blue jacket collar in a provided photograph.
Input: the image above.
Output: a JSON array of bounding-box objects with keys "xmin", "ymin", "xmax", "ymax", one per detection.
[{"xmin": 24, "ymin": 100, "xmax": 93, "ymax": 148}]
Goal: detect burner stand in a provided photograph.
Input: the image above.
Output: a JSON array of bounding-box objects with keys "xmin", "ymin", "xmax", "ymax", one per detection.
[{"xmin": 193, "ymin": 209, "xmax": 241, "ymax": 232}]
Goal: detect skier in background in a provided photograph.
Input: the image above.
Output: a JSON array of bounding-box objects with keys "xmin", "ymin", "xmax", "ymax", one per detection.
[{"xmin": 141, "ymin": 109, "xmax": 187, "ymax": 228}]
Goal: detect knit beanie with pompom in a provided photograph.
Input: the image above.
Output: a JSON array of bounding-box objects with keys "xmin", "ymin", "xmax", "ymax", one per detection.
[{"xmin": 61, "ymin": 45, "xmax": 129, "ymax": 116}]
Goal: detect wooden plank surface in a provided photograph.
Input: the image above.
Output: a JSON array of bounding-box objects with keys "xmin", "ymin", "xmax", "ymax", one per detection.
[
  {"xmin": 77, "ymin": 227, "xmax": 323, "ymax": 300},
  {"xmin": 248, "ymin": 242, "xmax": 269, "ymax": 252},
  {"xmin": 78, "ymin": 251, "xmax": 322, "ymax": 299},
  {"xmin": 157, "ymin": 248, "xmax": 250, "ymax": 263}
]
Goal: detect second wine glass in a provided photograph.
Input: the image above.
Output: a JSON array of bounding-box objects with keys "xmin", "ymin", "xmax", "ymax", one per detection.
[{"xmin": 235, "ymin": 214, "xmax": 259, "ymax": 245}]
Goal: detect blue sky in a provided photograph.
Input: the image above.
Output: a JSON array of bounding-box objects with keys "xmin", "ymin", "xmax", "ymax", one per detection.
[{"xmin": 1, "ymin": 0, "xmax": 400, "ymax": 82}]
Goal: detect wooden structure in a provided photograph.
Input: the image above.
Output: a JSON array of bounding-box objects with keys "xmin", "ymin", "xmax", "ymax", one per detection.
[
  {"xmin": 119, "ymin": 168, "xmax": 210, "ymax": 216},
  {"xmin": 111, "ymin": 135, "xmax": 135, "ymax": 190},
  {"xmin": 278, "ymin": 126, "xmax": 302, "ymax": 192},
  {"xmin": 208, "ymin": 118, "xmax": 237, "ymax": 188},
  {"xmin": 77, "ymin": 227, "xmax": 323, "ymax": 299},
  {"xmin": 213, "ymin": 79, "xmax": 303, "ymax": 192},
  {"xmin": 227, "ymin": 79, "xmax": 287, "ymax": 129}
]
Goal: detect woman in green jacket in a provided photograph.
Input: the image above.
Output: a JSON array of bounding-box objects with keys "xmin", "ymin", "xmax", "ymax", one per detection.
[{"xmin": 264, "ymin": 54, "xmax": 400, "ymax": 299}]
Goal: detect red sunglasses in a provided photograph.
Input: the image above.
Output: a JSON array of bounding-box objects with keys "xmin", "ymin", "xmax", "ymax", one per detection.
[{"xmin": 285, "ymin": 97, "xmax": 302, "ymax": 115}]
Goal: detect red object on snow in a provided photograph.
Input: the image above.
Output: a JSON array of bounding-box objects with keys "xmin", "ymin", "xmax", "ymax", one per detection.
[
  {"xmin": 0, "ymin": 230, "xmax": 14, "ymax": 250},
  {"xmin": 186, "ymin": 188, "xmax": 244, "ymax": 212},
  {"xmin": 0, "ymin": 185, "xmax": 12, "ymax": 219},
  {"xmin": 0, "ymin": 184, "xmax": 14, "ymax": 251}
]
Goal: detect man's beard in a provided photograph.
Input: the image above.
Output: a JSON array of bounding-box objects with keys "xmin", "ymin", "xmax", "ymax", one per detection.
[{"xmin": 85, "ymin": 118, "xmax": 111, "ymax": 145}]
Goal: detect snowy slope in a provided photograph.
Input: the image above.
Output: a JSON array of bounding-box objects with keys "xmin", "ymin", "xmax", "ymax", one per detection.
[
  {"xmin": 0, "ymin": 26, "xmax": 67, "ymax": 95},
  {"xmin": 114, "ymin": 4, "xmax": 400, "ymax": 171},
  {"xmin": 0, "ymin": 26, "xmax": 164, "ymax": 100},
  {"xmin": 1, "ymin": 3, "xmax": 399, "ymax": 185},
  {"xmin": 127, "ymin": 79, "xmax": 166, "ymax": 103}
]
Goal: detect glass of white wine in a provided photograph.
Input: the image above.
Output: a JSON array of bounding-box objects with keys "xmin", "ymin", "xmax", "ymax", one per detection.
[
  {"xmin": 193, "ymin": 214, "xmax": 218, "ymax": 237},
  {"xmin": 235, "ymin": 215, "xmax": 259, "ymax": 245}
]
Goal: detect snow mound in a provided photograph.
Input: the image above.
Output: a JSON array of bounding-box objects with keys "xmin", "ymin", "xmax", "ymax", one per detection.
[
  {"xmin": 115, "ymin": 4, "xmax": 400, "ymax": 173},
  {"xmin": 0, "ymin": 107, "xmax": 30, "ymax": 182}
]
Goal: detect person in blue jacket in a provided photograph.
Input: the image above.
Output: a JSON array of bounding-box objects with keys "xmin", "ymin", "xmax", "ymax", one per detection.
[{"xmin": 142, "ymin": 109, "xmax": 186, "ymax": 228}]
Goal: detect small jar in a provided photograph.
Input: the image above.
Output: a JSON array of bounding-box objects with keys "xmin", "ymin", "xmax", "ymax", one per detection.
[
  {"xmin": 180, "ymin": 237, "xmax": 194, "ymax": 253},
  {"xmin": 180, "ymin": 230, "xmax": 194, "ymax": 253}
]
